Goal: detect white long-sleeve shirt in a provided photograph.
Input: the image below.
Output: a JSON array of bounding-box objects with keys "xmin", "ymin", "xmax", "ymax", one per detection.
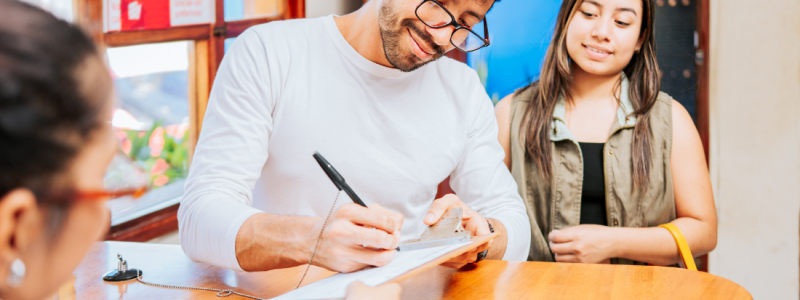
[{"xmin": 178, "ymin": 15, "xmax": 531, "ymax": 271}]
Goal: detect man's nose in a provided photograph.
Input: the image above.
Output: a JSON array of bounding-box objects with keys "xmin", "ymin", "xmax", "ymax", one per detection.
[{"xmin": 426, "ymin": 26, "xmax": 454, "ymax": 47}]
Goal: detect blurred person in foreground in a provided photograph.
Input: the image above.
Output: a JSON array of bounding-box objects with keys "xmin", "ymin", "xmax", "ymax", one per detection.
[
  {"xmin": 495, "ymin": 0, "xmax": 717, "ymax": 265},
  {"xmin": 0, "ymin": 1, "xmax": 399, "ymax": 299}
]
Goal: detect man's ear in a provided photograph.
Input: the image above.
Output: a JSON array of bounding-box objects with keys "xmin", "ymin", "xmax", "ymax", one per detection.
[{"xmin": 0, "ymin": 189, "xmax": 42, "ymax": 284}]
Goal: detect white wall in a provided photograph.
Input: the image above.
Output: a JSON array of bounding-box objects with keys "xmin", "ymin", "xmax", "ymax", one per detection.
[
  {"xmin": 708, "ymin": 0, "xmax": 800, "ymax": 299},
  {"xmin": 306, "ymin": 0, "xmax": 364, "ymax": 18}
]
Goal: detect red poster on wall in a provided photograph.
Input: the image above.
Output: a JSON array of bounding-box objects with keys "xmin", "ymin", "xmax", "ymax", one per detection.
[
  {"xmin": 105, "ymin": 0, "xmax": 212, "ymax": 32},
  {"xmin": 120, "ymin": 0, "xmax": 170, "ymax": 30}
]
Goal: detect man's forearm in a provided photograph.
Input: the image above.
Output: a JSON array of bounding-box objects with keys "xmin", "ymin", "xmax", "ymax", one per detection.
[
  {"xmin": 486, "ymin": 218, "xmax": 508, "ymax": 260},
  {"xmin": 235, "ymin": 212, "xmax": 318, "ymax": 272}
]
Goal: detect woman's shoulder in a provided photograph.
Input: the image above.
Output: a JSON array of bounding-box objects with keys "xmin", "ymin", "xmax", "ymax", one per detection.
[
  {"xmin": 496, "ymin": 82, "xmax": 538, "ymax": 130},
  {"xmin": 651, "ymin": 91, "xmax": 692, "ymax": 124},
  {"xmin": 497, "ymin": 82, "xmax": 537, "ymax": 114},
  {"xmin": 495, "ymin": 93, "xmax": 514, "ymax": 117},
  {"xmin": 649, "ymin": 92, "xmax": 696, "ymax": 147},
  {"xmin": 654, "ymin": 91, "xmax": 674, "ymax": 110},
  {"xmin": 512, "ymin": 82, "xmax": 539, "ymax": 103},
  {"xmin": 497, "ymin": 82, "xmax": 538, "ymax": 119},
  {"xmin": 649, "ymin": 91, "xmax": 675, "ymax": 123}
]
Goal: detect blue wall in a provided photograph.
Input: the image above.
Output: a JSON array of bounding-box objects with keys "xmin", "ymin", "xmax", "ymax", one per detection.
[{"xmin": 468, "ymin": 0, "xmax": 563, "ymax": 103}]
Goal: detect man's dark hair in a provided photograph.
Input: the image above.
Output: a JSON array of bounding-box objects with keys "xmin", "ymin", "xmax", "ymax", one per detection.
[{"xmin": 0, "ymin": 0, "xmax": 103, "ymax": 203}]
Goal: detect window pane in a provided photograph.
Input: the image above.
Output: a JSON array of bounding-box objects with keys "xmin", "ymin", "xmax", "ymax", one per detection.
[
  {"xmin": 105, "ymin": 41, "xmax": 190, "ymax": 223},
  {"xmin": 225, "ymin": 0, "xmax": 282, "ymax": 21}
]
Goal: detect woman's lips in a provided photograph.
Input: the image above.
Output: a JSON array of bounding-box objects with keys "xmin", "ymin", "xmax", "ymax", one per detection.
[
  {"xmin": 583, "ymin": 44, "xmax": 612, "ymax": 60},
  {"xmin": 408, "ymin": 29, "xmax": 434, "ymax": 60}
]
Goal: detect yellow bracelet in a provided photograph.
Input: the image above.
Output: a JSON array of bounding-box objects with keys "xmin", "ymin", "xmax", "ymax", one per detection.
[{"xmin": 658, "ymin": 223, "xmax": 697, "ymax": 271}]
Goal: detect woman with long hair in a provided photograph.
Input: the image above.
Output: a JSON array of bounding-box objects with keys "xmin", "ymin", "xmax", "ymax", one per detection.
[
  {"xmin": 495, "ymin": 0, "xmax": 716, "ymax": 265},
  {"xmin": 0, "ymin": 1, "xmax": 399, "ymax": 299}
]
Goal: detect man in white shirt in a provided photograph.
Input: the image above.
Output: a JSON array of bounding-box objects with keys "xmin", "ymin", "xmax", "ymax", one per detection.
[{"xmin": 179, "ymin": 0, "xmax": 531, "ymax": 273}]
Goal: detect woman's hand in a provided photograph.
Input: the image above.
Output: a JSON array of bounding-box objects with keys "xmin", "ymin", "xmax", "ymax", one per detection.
[{"xmin": 548, "ymin": 225, "xmax": 618, "ymax": 264}]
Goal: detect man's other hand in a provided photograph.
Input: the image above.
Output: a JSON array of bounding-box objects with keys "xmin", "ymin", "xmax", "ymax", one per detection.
[{"xmin": 424, "ymin": 194, "xmax": 493, "ymax": 269}]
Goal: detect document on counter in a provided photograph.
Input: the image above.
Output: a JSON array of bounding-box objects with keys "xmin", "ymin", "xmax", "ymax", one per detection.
[{"xmin": 272, "ymin": 234, "xmax": 496, "ymax": 300}]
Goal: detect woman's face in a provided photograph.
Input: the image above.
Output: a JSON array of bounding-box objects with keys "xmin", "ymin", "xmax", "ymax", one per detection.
[
  {"xmin": 566, "ymin": 0, "xmax": 644, "ymax": 76},
  {"xmin": 0, "ymin": 56, "xmax": 116, "ymax": 300}
]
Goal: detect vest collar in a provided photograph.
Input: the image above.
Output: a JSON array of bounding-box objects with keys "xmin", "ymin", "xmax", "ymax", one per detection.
[{"xmin": 551, "ymin": 73, "xmax": 636, "ymax": 142}]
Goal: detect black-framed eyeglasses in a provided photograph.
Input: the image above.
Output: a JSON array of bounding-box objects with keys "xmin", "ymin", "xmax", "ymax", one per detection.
[{"xmin": 415, "ymin": 0, "xmax": 490, "ymax": 52}]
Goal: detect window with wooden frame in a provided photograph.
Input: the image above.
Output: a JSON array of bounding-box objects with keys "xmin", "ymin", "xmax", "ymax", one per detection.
[{"xmin": 73, "ymin": 0, "xmax": 305, "ymax": 242}]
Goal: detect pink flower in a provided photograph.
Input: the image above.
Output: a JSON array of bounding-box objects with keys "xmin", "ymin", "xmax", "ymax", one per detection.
[
  {"xmin": 153, "ymin": 175, "xmax": 169, "ymax": 187},
  {"xmin": 151, "ymin": 158, "xmax": 169, "ymax": 175},
  {"xmin": 122, "ymin": 139, "xmax": 132, "ymax": 155},
  {"xmin": 149, "ymin": 127, "xmax": 165, "ymax": 157},
  {"xmin": 165, "ymin": 123, "xmax": 189, "ymax": 141}
]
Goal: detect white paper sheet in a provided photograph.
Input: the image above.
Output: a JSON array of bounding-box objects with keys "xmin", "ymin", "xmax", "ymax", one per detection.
[{"xmin": 272, "ymin": 242, "xmax": 471, "ymax": 300}]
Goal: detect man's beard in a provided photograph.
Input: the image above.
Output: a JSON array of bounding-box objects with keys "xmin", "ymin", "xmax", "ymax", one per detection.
[{"xmin": 378, "ymin": 0, "xmax": 446, "ymax": 72}]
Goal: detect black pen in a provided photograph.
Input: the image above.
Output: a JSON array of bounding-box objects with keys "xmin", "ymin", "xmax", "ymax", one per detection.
[
  {"xmin": 315, "ymin": 152, "xmax": 402, "ymax": 250},
  {"xmin": 313, "ymin": 152, "xmax": 368, "ymax": 207}
]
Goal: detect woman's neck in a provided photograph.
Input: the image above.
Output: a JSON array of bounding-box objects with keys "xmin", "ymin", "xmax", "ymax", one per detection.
[{"xmin": 570, "ymin": 62, "xmax": 621, "ymax": 103}]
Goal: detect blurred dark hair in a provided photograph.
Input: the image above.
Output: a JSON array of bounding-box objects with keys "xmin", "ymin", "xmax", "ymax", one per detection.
[{"xmin": 0, "ymin": 0, "xmax": 104, "ymax": 203}]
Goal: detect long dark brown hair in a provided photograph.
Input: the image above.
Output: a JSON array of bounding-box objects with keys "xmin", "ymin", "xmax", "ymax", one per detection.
[{"xmin": 520, "ymin": 0, "xmax": 660, "ymax": 192}]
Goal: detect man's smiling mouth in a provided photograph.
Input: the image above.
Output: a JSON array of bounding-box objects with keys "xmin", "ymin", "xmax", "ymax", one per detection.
[{"xmin": 409, "ymin": 28, "xmax": 435, "ymax": 57}]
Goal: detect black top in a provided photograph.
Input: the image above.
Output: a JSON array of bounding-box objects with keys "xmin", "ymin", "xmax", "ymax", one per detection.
[{"xmin": 578, "ymin": 142, "xmax": 608, "ymax": 226}]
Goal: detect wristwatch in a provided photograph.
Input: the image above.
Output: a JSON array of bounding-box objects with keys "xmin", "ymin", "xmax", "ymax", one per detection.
[{"xmin": 474, "ymin": 219, "xmax": 494, "ymax": 263}]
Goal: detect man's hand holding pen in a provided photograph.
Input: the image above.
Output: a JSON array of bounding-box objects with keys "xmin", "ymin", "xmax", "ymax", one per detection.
[
  {"xmin": 310, "ymin": 152, "xmax": 505, "ymax": 273},
  {"xmin": 308, "ymin": 203, "xmax": 404, "ymax": 273},
  {"xmin": 310, "ymin": 152, "xmax": 404, "ymax": 272}
]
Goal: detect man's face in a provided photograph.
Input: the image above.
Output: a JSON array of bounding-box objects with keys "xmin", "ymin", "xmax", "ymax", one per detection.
[{"xmin": 378, "ymin": 0, "xmax": 493, "ymax": 72}]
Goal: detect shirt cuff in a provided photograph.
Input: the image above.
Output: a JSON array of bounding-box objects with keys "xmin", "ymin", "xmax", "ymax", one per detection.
[
  {"xmin": 224, "ymin": 206, "xmax": 261, "ymax": 271},
  {"xmin": 179, "ymin": 196, "xmax": 262, "ymax": 272},
  {"xmin": 488, "ymin": 210, "xmax": 531, "ymax": 261}
]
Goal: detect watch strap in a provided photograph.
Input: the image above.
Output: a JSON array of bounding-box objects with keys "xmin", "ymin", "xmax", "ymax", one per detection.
[{"xmin": 474, "ymin": 219, "xmax": 494, "ymax": 263}]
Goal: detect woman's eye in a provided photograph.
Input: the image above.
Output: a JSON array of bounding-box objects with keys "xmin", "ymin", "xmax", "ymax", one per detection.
[
  {"xmin": 581, "ymin": 11, "xmax": 595, "ymax": 17},
  {"xmin": 616, "ymin": 20, "xmax": 631, "ymax": 26}
]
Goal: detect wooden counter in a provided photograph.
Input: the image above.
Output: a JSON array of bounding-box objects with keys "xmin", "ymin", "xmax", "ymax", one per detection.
[{"xmin": 72, "ymin": 242, "xmax": 751, "ymax": 299}]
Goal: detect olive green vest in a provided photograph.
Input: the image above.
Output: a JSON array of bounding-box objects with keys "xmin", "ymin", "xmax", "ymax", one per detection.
[{"xmin": 509, "ymin": 75, "xmax": 676, "ymax": 264}]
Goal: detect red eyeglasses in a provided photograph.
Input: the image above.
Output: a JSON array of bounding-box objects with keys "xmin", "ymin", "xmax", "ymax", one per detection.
[
  {"xmin": 72, "ymin": 151, "xmax": 151, "ymax": 202},
  {"xmin": 73, "ymin": 187, "xmax": 147, "ymax": 202}
]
